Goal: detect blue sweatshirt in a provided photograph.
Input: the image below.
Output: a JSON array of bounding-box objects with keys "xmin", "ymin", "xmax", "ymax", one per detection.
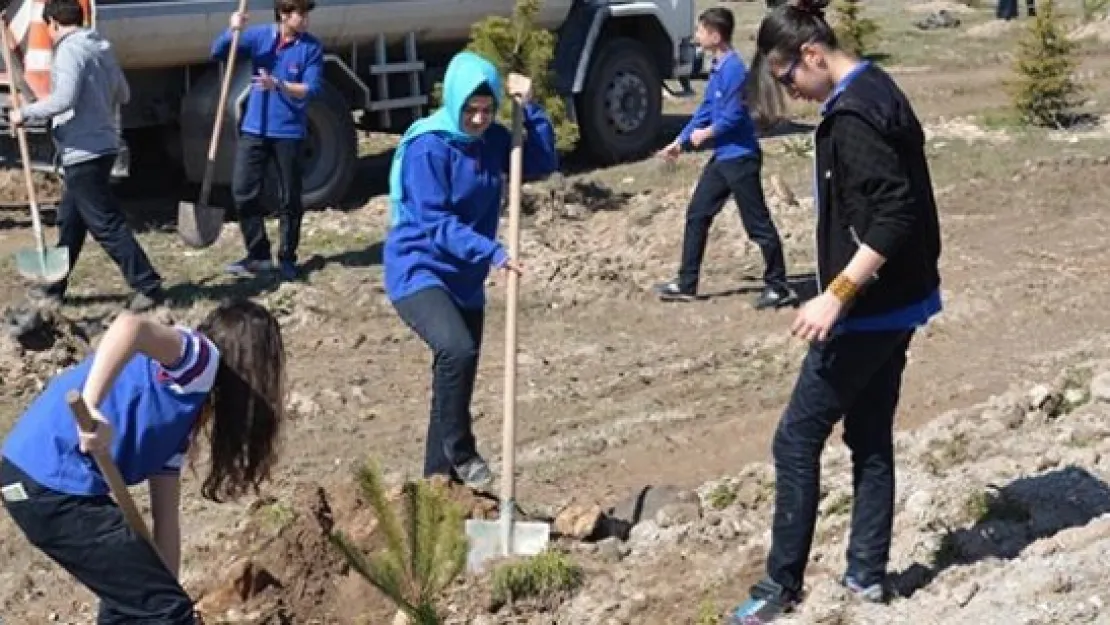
[
  {"xmin": 678, "ymin": 49, "xmax": 760, "ymax": 160},
  {"xmin": 383, "ymin": 51, "xmax": 559, "ymax": 310},
  {"xmin": 211, "ymin": 23, "xmax": 323, "ymax": 139}
]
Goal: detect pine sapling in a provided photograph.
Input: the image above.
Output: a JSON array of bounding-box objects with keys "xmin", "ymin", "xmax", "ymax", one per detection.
[
  {"xmin": 832, "ymin": 0, "xmax": 880, "ymax": 58},
  {"xmin": 1011, "ymin": 0, "xmax": 1085, "ymax": 127},
  {"xmin": 328, "ymin": 462, "xmax": 467, "ymax": 625},
  {"xmin": 437, "ymin": 0, "xmax": 579, "ymax": 152}
]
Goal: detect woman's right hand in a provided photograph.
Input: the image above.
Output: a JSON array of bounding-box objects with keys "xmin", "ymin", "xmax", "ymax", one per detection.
[
  {"xmin": 77, "ymin": 409, "xmax": 115, "ymax": 455},
  {"xmin": 229, "ymin": 11, "xmax": 248, "ymax": 30}
]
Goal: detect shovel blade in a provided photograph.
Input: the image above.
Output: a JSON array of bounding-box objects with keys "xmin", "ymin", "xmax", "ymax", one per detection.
[
  {"xmin": 177, "ymin": 200, "xmax": 225, "ymax": 249},
  {"xmin": 15, "ymin": 246, "xmax": 70, "ymax": 285},
  {"xmin": 465, "ymin": 518, "xmax": 551, "ymax": 573}
]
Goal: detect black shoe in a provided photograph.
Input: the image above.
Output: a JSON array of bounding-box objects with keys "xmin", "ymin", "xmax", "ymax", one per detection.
[
  {"xmin": 652, "ymin": 280, "xmax": 696, "ymax": 302},
  {"xmin": 753, "ymin": 286, "xmax": 798, "ymax": 310}
]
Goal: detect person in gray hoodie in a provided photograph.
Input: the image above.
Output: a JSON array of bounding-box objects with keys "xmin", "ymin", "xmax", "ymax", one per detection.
[{"xmin": 9, "ymin": 0, "xmax": 164, "ymax": 311}]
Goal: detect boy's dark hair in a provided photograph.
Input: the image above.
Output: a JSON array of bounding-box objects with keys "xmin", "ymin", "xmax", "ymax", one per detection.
[
  {"xmin": 698, "ymin": 7, "xmax": 735, "ymax": 43},
  {"xmin": 191, "ymin": 298, "xmax": 286, "ymax": 503},
  {"xmin": 274, "ymin": 0, "xmax": 316, "ymax": 21},
  {"xmin": 744, "ymin": 0, "xmax": 838, "ymax": 130},
  {"xmin": 42, "ymin": 0, "xmax": 85, "ymax": 28}
]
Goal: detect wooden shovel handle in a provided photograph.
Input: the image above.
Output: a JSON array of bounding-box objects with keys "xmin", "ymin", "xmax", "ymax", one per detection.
[{"xmin": 65, "ymin": 391, "xmax": 161, "ymax": 554}]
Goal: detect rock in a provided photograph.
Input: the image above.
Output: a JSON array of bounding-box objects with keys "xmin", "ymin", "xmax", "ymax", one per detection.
[
  {"xmin": 554, "ymin": 501, "xmax": 605, "ymax": 540},
  {"xmin": 392, "ymin": 610, "xmax": 411, "ymax": 625},
  {"xmin": 1090, "ymin": 372, "xmax": 1110, "ymax": 403},
  {"xmin": 608, "ymin": 485, "xmax": 695, "ymax": 527},
  {"xmin": 904, "ymin": 489, "xmax": 936, "ymax": 525},
  {"xmin": 655, "ymin": 502, "xmax": 701, "ymax": 528}
]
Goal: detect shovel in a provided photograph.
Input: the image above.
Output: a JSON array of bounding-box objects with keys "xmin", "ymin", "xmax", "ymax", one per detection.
[
  {"xmin": 65, "ymin": 390, "xmax": 168, "ymax": 568},
  {"xmin": 0, "ymin": 19, "xmax": 69, "ymax": 284},
  {"xmin": 464, "ymin": 91, "xmax": 551, "ymax": 573},
  {"xmin": 177, "ymin": 0, "xmax": 249, "ymax": 248}
]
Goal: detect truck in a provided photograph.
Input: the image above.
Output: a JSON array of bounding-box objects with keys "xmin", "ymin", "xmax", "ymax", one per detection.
[{"xmin": 0, "ymin": 0, "xmax": 697, "ymax": 209}]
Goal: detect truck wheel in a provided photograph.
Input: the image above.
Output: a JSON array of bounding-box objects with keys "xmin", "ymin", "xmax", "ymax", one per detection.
[
  {"xmin": 299, "ymin": 82, "xmax": 357, "ymax": 209},
  {"xmin": 577, "ymin": 37, "xmax": 662, "ymax": 165}
]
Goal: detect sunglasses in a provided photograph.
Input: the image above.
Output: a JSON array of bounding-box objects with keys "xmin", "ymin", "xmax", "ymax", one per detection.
[{"xmin": 776, "ymin": 57, "xmax": 800, "ymax": 88}]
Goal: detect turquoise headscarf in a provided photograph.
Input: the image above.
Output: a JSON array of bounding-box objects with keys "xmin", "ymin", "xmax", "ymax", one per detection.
[{"xmin": 387, "ymin": 51, "xmax": 503, "ymax": 227}]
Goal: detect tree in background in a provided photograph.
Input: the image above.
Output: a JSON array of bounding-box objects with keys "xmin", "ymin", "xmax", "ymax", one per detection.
[
  {"xmin": 832, "ymin": 0, "xmax": 880, "ymax": 58},
  {"xmin": 1011, "ymin": 0, "xmax": 1085, "ymax": 127},
  {"xmin": 435, "ymin": 0, "xmax": 579, "ymax": 153}
]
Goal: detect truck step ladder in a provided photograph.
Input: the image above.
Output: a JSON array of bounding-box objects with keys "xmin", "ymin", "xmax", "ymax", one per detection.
[{"xmin": 368, "ymin": 32, "xmax": 427, "ymax": 128}]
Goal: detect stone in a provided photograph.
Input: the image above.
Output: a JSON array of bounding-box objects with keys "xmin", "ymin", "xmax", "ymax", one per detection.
[
  {"xmin": 655, "ymin": 502, "xmax": 701, "ymax": 528},
  {"xmin": 554, "ymin": 501, "xmax": 605, "ymax": 540},
  {"xmin": 1090, "ymin": 372, "xmax": 1110, "ymax": 404}
]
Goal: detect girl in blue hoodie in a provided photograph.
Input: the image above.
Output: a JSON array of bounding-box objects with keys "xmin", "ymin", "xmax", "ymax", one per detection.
[{"xmin": 383, "ymin": 51, "xmax": 558, "ymax": 488}]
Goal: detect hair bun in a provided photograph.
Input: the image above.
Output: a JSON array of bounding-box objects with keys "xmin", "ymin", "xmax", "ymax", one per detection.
[{"xmin": 792, "ymin": 0, "xmax": 830, "ymax": 14}]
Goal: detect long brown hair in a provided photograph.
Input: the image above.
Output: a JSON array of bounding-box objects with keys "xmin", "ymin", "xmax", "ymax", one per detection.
[
  {"xmin": 744, "ymin": 0, "xmax": 837, "ymax": 130},
  {"xmin": 193, "ymin": 298, "xmax": 286, "ymax": 503}
]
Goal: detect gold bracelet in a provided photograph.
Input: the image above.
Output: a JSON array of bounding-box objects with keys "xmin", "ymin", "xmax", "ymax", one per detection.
[{"xmin": 827, "ymin": 273, "xmax": 859, "ymax": 303}]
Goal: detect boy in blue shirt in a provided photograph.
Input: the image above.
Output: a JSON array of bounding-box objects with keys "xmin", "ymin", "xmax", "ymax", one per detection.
[
  {"xmin": 383, "ymin": 51, "xmax": 558, "ymax": 488},
  {"xmin": 655, "ymin": 7, "xmax": 796, "ymax": 310},
  {"xmin": 211, "ymin": 0, "xmax": 324, "ymax": 281}
]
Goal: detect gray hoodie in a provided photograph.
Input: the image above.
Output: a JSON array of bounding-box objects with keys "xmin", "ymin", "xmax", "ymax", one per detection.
[{"xmin": 20, "ymin": 28, "xmax": 129, "ymax": 167}]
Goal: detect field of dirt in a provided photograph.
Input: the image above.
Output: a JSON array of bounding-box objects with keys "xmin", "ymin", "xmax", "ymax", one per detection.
[{"xmin": 4, "ymin": 2, "xmax": 1110, "ymax": 624}]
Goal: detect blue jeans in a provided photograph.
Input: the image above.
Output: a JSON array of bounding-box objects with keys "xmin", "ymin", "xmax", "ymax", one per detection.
[
  {"xmin": 392, "ymin": 287, "xmax": 485, "ymax": 478},
  {"xmin": 766, "ymin": 329, "xmax": 915, "ymax": 594}
]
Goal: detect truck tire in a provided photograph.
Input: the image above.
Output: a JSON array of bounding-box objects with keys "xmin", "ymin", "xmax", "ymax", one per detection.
[
  {"xmin": 300, "ymin": 81, "xmax": 358, "ymax": 209},
  {"xmin": 577, "ymin": 37, "xmax": 663, "ymax": 165}
]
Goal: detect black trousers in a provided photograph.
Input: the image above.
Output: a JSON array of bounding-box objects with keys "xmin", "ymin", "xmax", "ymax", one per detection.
[
  {"xmin": 231, "ymin": 133, "xmax": 304, "ymax": 263},
  {"xmin": 766, "ymin": 329, "xmax": 915, "ymax": 594},
  {"xmin": 46, "ymin": 154, "xmax": 163, "ymax": 298},
  {"xmin": 392, "ymin": 287, "xmax": 485, "ymax": 478},
  {"xmin": 677, "ymin": 154, "xmax": 788, "ymax": 292},
  {"xmin": 0, "ymin": 458, "xmax": 195, "ymax": 624}
]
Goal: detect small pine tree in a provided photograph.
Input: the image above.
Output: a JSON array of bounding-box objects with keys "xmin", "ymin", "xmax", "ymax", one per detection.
[
  {"xmin": 328, "ymin": 462, "xmax": 467, "ymax": 625},
  {"xmin": 434, "ymin": 0, "xmax": 578, "ymax": 152},
  {"xmin": 832, "ymin": 0, "xmax": 880, "ymax": 58},
  {"xmin": 1011, "ymin": 0, "xmax": 1085, "ymax": 127}
]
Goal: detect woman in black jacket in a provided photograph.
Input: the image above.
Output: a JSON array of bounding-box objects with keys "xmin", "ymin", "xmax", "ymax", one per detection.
[{"xmin": 728, "ymin": 1, "xmax": 943, "ymax": 622}]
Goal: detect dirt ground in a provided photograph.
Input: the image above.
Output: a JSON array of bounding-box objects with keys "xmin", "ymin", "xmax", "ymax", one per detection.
[{"xmin": 4, "ymin": 2, "xmax": 1110, "ymax": 623}]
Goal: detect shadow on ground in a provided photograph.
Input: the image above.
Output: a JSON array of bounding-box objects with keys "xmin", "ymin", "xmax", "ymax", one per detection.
[{"xmin": 890, "ymin": 465, "xmax": 1110, "ymax": 598}]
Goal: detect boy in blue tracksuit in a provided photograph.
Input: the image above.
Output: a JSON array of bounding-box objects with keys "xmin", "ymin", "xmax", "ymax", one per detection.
[
  {"xmin": 384, "ymin": 51, "xmax": 558, "ymax": 488},
  {"xmin": 210, "ymin": 0, "xmax": 323, "ymax": 281},
  {"xmin": 655, "ymin": 7, "xmax": 796, "ymax": 310}
]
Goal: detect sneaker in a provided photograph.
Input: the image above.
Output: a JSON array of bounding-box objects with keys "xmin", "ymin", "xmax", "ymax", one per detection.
[
  {"xmin": 226, "ymin": 257, "xmax": 275, "ymax": 276},
  {"xmin": 279, "ymin": 259, "xmax": 299, "ymax": 281},
  {"xmin": 652, "ymin": 280, "xmax": 696, "ymax": 302},
  {"xmin": 454, "ymin": 457, "xmax": 494, "ymax": 490},
  {"xmin": 753, "ymin": 286, "xmax": 798, "ymax": 310},
  {"xmin": 840, "ymin": 573, "xmax": 885, "ymax": 603},
  {"xmin": 726, "ymin": 578, "xmax": 800, "ymax": 625},
  {"xmin": 128, "ymin": 288, "xmax": 165, "ymax": 312}
]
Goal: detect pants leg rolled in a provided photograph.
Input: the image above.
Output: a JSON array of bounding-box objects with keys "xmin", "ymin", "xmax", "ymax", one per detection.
[{"xmin": 392, "ymin": 287, "xmax": 485, "ymax": 478}]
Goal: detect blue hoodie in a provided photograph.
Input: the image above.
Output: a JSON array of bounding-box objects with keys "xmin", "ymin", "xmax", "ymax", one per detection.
[{"xmin": 383, "ymin": 51, "xmax": 559, "ymax": 310}]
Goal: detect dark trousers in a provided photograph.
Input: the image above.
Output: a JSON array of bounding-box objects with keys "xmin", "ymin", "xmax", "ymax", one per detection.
[
  {"xmin": 46, "ymin": 154, "xmax": 162, "ymax": 298},
  {"xmin": 0, "ymin": 459, "xmax": 195, "ymax": 624},
  {"xmin": 232, "ymin": 133, "xmax": 304, "ymax": 263},
  {"xmin": 678, "ymin": 154, "xmax": 788, "ymax": 292},
  {"xmin": 997, "ymin": 0, "xmax": 1034, "ymax": 18},
  {"xmin": 392, "ymin": 287, "xmax": 485, "ymax": 477},
  {"xmin": 766, "ymin": 329, "xmax": 915, "ymax": 594}
]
